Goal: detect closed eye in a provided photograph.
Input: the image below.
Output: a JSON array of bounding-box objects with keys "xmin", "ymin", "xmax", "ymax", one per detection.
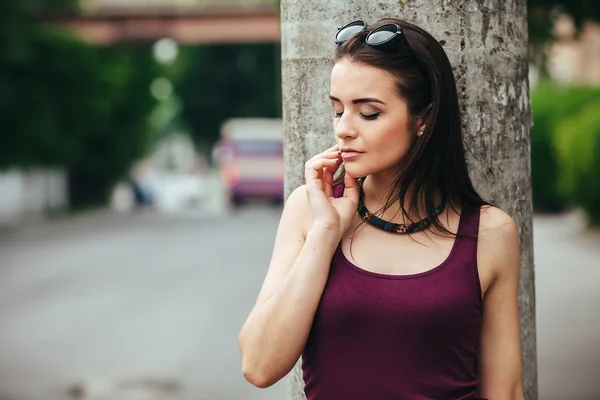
[
  {"xmin": 361, "ymin": 112, "xmax": 380, "ymax": 120},
  {"xmin": 334, "ymin": 112, "xmax": 381, "ymax": 120}
]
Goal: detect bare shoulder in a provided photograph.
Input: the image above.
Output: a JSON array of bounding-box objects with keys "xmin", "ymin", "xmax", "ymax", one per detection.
[
  {"xmin": 286, "ymin": 183, "xmax": 307, "ymax": 205},
  {"xmin": 478, "ymin": 205, "xmax": 520, "ymax": 281},
  {"xmin": 479, "ymin": 205, "xmax": 518, "ymax": 235},
  {"xmin": 284, "ymin": 184, "xmax": 313, "ymax": 238}
]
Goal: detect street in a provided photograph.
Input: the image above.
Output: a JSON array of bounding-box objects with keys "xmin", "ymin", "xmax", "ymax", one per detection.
[
  {"xmin": 0, "ymin": 206, "xmax": 287, "ymax": 400},
  {"xmin": 0, "ymin": 205, "xmax": 598, "ymax": 400}
]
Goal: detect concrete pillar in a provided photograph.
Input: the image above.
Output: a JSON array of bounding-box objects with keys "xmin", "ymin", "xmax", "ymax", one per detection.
[{"xmin": 280, "ymin": 1, "xmax": 537, "ymax": 399}]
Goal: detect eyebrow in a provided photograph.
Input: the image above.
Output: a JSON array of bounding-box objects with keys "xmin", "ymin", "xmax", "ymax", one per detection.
[{"xmin": 329, "ymin": 95, "xmax": 386, "ymax": 105}]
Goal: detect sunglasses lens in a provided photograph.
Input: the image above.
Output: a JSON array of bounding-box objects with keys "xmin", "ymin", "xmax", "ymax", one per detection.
[
  {"xmin": 336, "ymin": 22, "xmax": 365, "ymax": 44},
  {"xmin": 366, "ymin": 28, "xmax": 396, "ymax": 45}
]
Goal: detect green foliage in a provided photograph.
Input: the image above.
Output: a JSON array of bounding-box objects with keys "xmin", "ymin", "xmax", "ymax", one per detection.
[
  {"xmin": 530, "ymin": 83, "xmax": 600, "ymax": 212},
  {"xmin": 64, "ymin": 44, "xmax": 159, "ymax": 208},
  {"xmin": 554, "ymin": 101, "xmax": 600, "ymax": 225},
  {"xmin": 172, "ymin": 44, "xmax": 281, "ymax": 153},
  {"xmin": 0, "ymin": 0, "xmax": 158, "ymax": 209}
]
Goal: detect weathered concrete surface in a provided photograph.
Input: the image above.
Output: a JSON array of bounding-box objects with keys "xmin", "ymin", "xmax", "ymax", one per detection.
[{"xmin": 281, "ymin": 0, "xmax": 536, "ymax": 398}]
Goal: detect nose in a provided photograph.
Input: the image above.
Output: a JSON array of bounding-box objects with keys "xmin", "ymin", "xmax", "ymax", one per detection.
[{"xmin": 334, "ymin": 113, "xmax": 358, "ymax": 140}]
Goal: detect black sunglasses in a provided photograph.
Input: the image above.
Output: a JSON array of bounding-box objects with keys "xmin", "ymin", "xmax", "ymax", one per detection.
[{"xmin": 334, "ymin": 20, "xmax": 413, "ymax": 52}]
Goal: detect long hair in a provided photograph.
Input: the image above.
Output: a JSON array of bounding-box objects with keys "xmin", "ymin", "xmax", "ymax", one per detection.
[{"xmin": 332, "ymin": 18, "xmax": 488, "ymax": 236}]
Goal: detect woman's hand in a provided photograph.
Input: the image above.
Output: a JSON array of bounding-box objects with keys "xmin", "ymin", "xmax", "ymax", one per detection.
[{"xmin": 304, "ymin": 145, "xmax": 360, "ymax": 238}]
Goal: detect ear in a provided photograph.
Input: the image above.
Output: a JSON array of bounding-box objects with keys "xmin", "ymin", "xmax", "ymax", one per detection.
[{"xmin": 416, "ymin": 104, "xmax": 432, "ymax": 136}]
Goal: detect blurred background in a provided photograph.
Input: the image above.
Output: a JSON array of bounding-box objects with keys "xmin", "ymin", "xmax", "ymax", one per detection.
[{"xmin": 0, "ymin": 1, "xmax": 598, "ymax": 399}]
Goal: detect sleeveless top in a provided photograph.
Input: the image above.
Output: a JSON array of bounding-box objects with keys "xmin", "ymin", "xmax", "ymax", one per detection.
[{"xmin": 302, "ymin": 184, "xmax": 485, "ymax": 400}]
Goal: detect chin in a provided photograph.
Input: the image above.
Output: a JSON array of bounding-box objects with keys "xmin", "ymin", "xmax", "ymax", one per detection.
[
  {"xmin": 344, "ymin": 158, "xmax": 400, "ymax": 180},
  {"xmin": 343, "ymin": 163, "xmax": 369, "ymax": 179}
]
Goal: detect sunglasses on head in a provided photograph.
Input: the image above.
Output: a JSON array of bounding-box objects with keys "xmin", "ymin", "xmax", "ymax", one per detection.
[{"xmin": 334, "ymin": 20, "xmax": 413, "ymax": 52}]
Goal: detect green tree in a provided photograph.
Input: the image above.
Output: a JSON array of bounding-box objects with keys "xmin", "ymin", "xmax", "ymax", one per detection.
[
  {"xmin": 0, "ymin": 0, "xmax": 158, "ymax": 209},
  {"xmin": 172, "ymin": 44, "xmax": 282, "ymax": 155},
  {"xmin": 530, "ymin": 84, "xmax": 600, "ymax": 212},
  {"xmin": 554, "ymin": 101, "xmax": 600, "ymax": 225}
]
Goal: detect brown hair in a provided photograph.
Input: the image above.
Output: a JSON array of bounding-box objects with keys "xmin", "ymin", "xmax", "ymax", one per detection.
[{"xmin": 332, "ymin": 18, "xmax": 487, "ymax": 236}]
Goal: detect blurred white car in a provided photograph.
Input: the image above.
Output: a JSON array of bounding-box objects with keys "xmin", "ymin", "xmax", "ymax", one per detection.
[
  {"xmin": 111, "ymin": 171, "xmax": 206, "ymax": 213},
  {"xmin": 214, "ymin": 118, "xmax": 284, "ymax": 207}
]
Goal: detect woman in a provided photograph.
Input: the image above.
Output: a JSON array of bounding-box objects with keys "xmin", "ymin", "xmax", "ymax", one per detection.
[{"xmin": 238, "ymin": 18, "xmax": 525, "ymax": 400}]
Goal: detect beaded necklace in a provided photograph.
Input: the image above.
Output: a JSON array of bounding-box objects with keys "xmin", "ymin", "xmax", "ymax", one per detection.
[{"xmin": 356, "ymin": 177, "xmax": 445, "ymax": 234}]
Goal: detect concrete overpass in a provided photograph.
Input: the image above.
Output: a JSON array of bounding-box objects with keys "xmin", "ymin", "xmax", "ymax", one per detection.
[{"xmin": 39, "ymin": 2, "xmax": 280, "ymax": 44}]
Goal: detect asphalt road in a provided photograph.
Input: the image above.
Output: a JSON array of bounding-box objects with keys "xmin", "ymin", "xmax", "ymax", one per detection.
[
  {"xmin": 0, "ymin": 205, "xmax": 598, "ymax": 400},
  {"xmin": 0, "ymin": 206, "xmax": 288, "ymax": 400}
]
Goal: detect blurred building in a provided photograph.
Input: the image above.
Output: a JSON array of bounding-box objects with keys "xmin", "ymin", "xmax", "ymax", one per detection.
[
  {"xmin": 79, "ymin": 0, "xmax": 277, "ymax": 14},
  {"xmin": 546, "ymin": 15, "xmax": 600, "ymax": 85},
  {"xmin": 47, "ymin": 0, "xmax": 280, "ymax": 44},
  {"xmin": 0, "ymin": 169, "xmax": 68, "ymax": 226}
]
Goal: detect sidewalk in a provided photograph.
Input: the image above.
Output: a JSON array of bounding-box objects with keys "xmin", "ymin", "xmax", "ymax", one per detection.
[{"xmin": 533, "ymin": 211, "xmax": 600, "ymax": 400}]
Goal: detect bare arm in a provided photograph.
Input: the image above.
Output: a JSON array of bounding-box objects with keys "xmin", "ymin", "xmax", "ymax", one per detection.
[
  {"xmin": 238, "ymin": 146, "xmax": 359, "ymax": 388},
  {"xmin": 478, "ymin": 207, "xmax": 525, "ymax": 399},
  {"xmin": 238, "ymin": 186, "xmax": 340, "ymax": 388}
]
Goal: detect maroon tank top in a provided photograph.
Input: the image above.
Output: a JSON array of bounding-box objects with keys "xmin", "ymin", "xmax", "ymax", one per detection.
[{"xmin": 302, "ymin": 184, "xmax": 485, "ymax": 400}]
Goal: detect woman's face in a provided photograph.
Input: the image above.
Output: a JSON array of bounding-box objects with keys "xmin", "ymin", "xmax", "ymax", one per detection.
[{"xmin": 330, "ymin": 58, "xmax": 419, "ymax": 179}]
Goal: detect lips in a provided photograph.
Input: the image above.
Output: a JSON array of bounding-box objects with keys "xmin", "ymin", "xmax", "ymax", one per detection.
[
  {"xmin": 340, "ymin": 147, "xmax": 363, "ymax": 153},
  {"xmin": 340, "ymin": 148, "xmax": 363, "ymax": 159}
]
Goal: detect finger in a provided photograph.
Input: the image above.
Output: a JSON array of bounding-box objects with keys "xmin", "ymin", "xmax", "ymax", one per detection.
[
  {"xmin": 305, "ymin": 158, "xmax": 339, "ymax": 187},
  {"xmin": 304, "ymin": 147, "xmax": 340, "ymax": 188},
  {"xmin": 324, "ymin": 155, "xmax": 343, "ymax": 196},
  {"xmin": 313, "ymin": 145, "xmax": 338, "ymax": 158},
  {"xmin": 323, "ymin": 153, "xmax": 342, "ymax": 176},
  {"xmin": 305, "ymin": 160, "xmax": 321, "ymax": 186},
  {"xmin": 322, "ymin": 151, "xmax": 342, "ymax": 160},
  {"xmin": 343, "ymin": 173, "xmax": 360, "ymax": 205},
  {"xmin": 307, "ymin": 157, "xmax": 339, "ymax": 171},
  {"xmin": 306, "ymin": 149, "xmax": 341, "ymax": 166},
  {"xmin": 322, "ymin": 161, "xmax": 338, "ymax": 195},
  {"xmin": 322, "ymin": 167, "xmax": 333, "ymax": 198}
]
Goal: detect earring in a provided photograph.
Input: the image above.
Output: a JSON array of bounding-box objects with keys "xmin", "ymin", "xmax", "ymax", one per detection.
[{"xmin": 417, "ymin": 131, "xmax": 424, "ymax": 137}]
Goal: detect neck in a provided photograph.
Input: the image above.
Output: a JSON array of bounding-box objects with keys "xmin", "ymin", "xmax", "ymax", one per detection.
[
  {"xmin": 360, "ymin": 173, "xmax": 442, "ymax": 224},
  {"xmin": 361, "ymin": 170, "xmax": 396, "ymax": 205}
]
